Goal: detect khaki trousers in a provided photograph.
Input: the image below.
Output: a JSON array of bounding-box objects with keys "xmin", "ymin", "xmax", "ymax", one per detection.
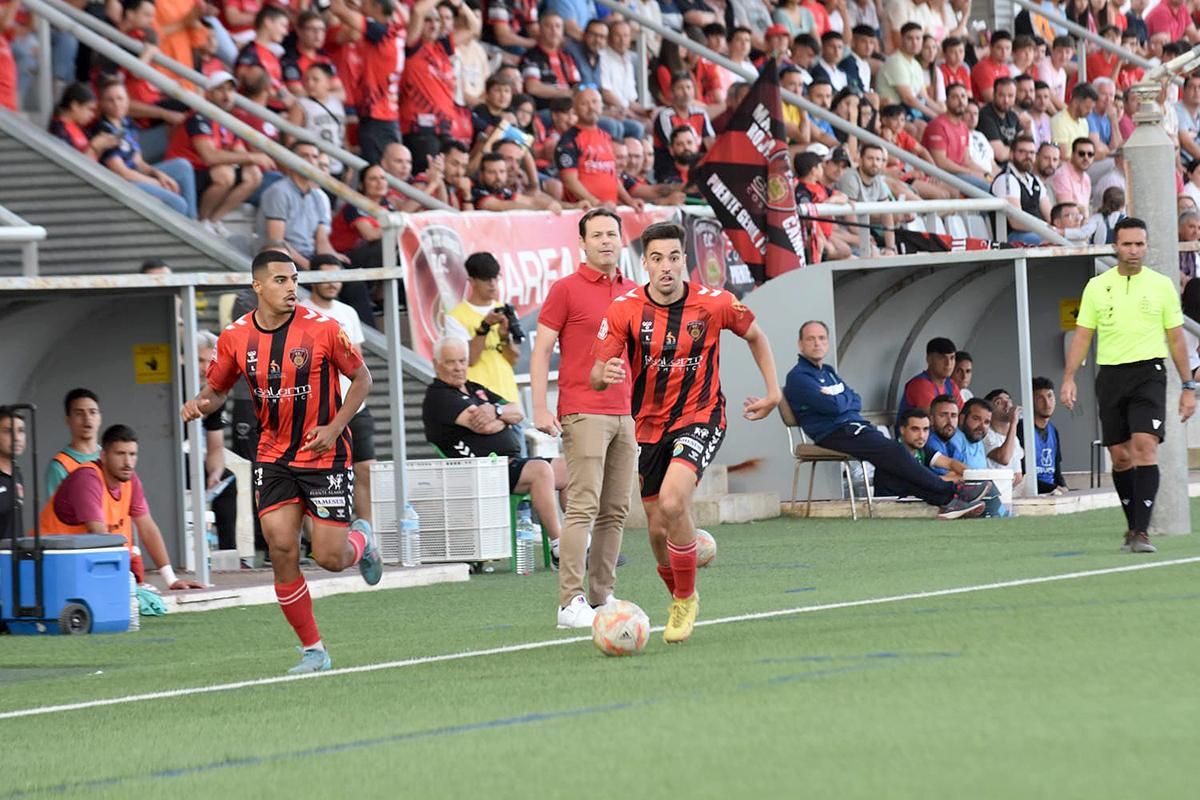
[{"xmin": 557, "ymin": 413, "xmax": 637, "ymax": 607}]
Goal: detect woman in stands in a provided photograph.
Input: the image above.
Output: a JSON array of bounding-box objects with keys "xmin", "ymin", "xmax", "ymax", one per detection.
[
  {"xmin": 93, "ymin": 76, "xmax": 198, "ymax": 218},
  {"xmin": 329, "ymin": 163, "xmax": 393, "ymax": 266},
  {"xmin": 47, "ymin": 83, "xmax": 119, "ymax": 161}
]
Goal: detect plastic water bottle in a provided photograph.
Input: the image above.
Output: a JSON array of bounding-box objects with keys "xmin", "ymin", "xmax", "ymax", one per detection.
[
  {"xmin": 515, "ymin": 502, "xmax": 535, "ymax": 576},
  {"xmin": 401, "ymin": 502, "xmax": 422, "ymax": 567},
  {"xmin": 128, "ymin": 572, "xmax": 140, "ymax": 632}
]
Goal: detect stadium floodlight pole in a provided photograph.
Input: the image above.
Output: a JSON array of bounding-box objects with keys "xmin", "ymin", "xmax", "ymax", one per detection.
[
  {"xmin": 593, "ymin": 0, "xmax": 1071, "ymax": 246},
  {"xmin": 1009, "ymin": 0, "xmax": 1159, "ymax": 75},
  {"xmin": 1124, "ymin": 62, "xmax": 1195, "ymax": 536},
  {"xmin": 26, "ymin": 0, "xmax": 392, "ymax": 225},
  {"xmin": 32, "ymin": 0, "xmax": 454, "ymax": 213}
]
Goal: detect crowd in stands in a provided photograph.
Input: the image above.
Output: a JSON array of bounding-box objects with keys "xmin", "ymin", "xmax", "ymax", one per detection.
[{"xmin": 5, "ymin": 0, "xmax": 1200, "ymax": 265}]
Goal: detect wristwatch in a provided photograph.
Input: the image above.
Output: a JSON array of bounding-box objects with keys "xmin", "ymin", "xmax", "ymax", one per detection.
[
  {"xmin": 1183, "ymin": 380, "xmax": 1198, "ymax": 392},
  {"xmin": 476, "ymin": 322, "xmax": 490, "ymax": 336},
  {"xmin": 494, "ymin": 403, "xmax": 504, "ymax": 418}
]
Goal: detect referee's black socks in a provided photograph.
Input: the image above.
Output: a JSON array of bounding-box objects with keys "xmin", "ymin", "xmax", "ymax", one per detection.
[
  {"xmin": 1112, "ymin": 468, "xmax": 1135, "ymax": 529},
  {"xmin": 1131, "ymin": 465, "xmax": 1161, "ymax": 533}
]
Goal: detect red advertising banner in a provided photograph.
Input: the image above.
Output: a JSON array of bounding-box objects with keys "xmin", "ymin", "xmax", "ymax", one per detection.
[{"xmin": 400, "ymin": 208, "xmax": 675, "ymax": 370}]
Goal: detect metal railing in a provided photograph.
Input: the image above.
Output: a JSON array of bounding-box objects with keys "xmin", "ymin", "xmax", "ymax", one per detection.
[
  {"xmin": 1010, "ymin": 0, "xmax": 1158, "ymax": 84},
  {"xmin": 593, "ymin": 0, "xmax": 1072, "ymax": 248},
  {"xmin": 0, "ymin": 206, "xmax": 47, "ymax": 277},
  {"xmin": 29, "ymin": 0, "xmax": 453, "ymax": 212}
]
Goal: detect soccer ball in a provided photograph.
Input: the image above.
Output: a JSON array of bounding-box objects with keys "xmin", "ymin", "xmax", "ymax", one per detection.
[
  {"xmin": 592, "ymin": 600, "xmax": 650, "ymax": 657},
  {"xmin": 695, "ymin": 529, "xmax": 717, "ymax": 567}
]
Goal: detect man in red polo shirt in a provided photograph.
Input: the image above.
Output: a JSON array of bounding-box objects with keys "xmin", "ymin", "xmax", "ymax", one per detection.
[
  {"xmin": 1146, "ymin": 0, "xmax": 1200, "ymax": 43},
  {"xmin": 971, "ymin": 30, "xmax": 1014, "ymax": 105},
  {"xmin": 531, "ymin": 208, "xmax": 635, "ymax": 628},
  {"xmin": 331, "ymin": 0, "xmax": 403, "ymax": 164},
  {"xmin": 555, "ymin": 87, "xmax": 643, "ymax": 209}
]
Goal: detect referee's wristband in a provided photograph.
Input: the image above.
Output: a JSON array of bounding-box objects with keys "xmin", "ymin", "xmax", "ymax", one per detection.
[{"xmin": 1183, "ymin": 380, "xmax": 1199, "ymax": 392}]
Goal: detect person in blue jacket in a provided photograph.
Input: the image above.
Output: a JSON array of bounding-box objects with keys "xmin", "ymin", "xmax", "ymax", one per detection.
[{"xmin": 783, "ymin": 320, "xmax": 988, "ymax": 520}]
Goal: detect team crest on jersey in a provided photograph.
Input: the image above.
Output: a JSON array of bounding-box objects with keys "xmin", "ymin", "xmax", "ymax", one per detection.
[
  {"xmin": 289, "ymin": 347, "xmax": 310, "ymax": 368},
  {"xmin": 686, "ymin": 320, "xmax": 707, "ymax": 341}
]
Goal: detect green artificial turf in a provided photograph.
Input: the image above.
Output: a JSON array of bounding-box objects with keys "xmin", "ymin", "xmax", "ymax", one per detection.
[{"xmin": 3, "ymin": 503, "xmax": 1200, "ymax": 799}]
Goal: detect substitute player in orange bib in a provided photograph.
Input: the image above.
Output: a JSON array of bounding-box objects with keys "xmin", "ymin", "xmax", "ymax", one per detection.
[
  {"xmin": 181, "ymin": 250, "xmax": 382, "ymax": 674},
  {"xmin": 591, "ymin": 222, "xmax": 782, "ymax": 644}
]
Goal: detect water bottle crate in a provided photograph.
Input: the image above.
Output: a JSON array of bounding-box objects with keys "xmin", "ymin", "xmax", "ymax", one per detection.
[{"xmin": 371, "ymin": 459, "xmax": 513, "ymax": 564}]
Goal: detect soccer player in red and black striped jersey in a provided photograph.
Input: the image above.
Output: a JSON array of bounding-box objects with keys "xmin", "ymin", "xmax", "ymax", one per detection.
[
  {"xmin": 181, "ymin": 251, "xmax": 382, "ymax": 675},
  {"xmin": 591, "ymin": 222, "xmax": 782, "ymax": 644}
]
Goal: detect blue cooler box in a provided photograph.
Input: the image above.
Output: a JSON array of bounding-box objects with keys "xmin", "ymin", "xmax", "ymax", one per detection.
[{"xmin": 1, "ymin": 534, "xmax": 131, "ymax": 634}]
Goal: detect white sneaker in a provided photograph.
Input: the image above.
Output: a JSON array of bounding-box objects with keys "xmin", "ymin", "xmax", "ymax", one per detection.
[
  {"xmin": 556, "ymin": 595, "xmax": 596, "ymax": 629},
  {"xmin": 212, "ymin": 220, "xmax": 233, "ymax": 238}
]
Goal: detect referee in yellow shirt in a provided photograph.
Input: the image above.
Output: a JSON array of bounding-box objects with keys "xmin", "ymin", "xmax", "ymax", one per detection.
[{"xmin": 1061, "ymin": 217, "xmax": 1197, "ymax": 553}]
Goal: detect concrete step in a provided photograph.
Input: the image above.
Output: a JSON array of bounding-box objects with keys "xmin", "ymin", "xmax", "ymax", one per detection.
[{"xmin": 625, "ymin": 489, "xmax": 780, "ymax": 528}]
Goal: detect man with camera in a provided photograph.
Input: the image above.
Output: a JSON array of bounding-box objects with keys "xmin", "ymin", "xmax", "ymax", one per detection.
[{"xmin": 443, "ymin": 252, "xmax": 523, "ymax": 405}]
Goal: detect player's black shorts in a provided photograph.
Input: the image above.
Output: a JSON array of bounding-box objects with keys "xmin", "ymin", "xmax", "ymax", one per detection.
[
  {"xmin": 637, "ymin": 423, "xmax": 725, "ymax": 499},
  {"xmin": 254, "ymin": 461, "xmax": 354, "ymax": 527},
  {"xmin": 507, "ymin": 456, "xmax": 553, "ymax": 492},
  {"xmin": 1096, "ymin": 359, "xmax": 1168, "ymax": 446},
  {"xmin": 348, "ymin": 407, "xmax": 376, "ymax": 463}
]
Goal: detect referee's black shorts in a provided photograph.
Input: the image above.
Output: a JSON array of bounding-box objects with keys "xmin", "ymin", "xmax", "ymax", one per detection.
[{"xmin": 1096, "ymin": 359, "xmax": 1168, "ymax": 446}]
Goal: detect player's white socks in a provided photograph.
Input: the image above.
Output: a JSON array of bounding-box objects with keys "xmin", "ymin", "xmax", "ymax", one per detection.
[{"xmin": 550, "ymin": 539, "xmax": 560, "ymax": 558}]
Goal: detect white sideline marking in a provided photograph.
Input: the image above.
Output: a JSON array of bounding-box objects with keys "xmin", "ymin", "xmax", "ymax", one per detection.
[{"xmin": 3, "ymin": 556, "xmax": 1198, "ymax": 721}]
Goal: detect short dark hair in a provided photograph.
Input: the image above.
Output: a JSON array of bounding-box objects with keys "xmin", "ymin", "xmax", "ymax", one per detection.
[
  {"xmin": 983, "ymin": 388, "xmax": 1011, "ymax": 402},
  {"xmin": 898, "ymin": 408, "xmax": 930, "ymax": 426},
  {"xmin": 640, "ymin": 221, "xmax": 685, "ymax": 251},
  {"xmin": 1071, "ymin": 82, "xmax": 1098, "ymax": 102},
  {"xmin": 310, "ymin": 253, "xmax": 343, "ymax": 270},
  {"xmin": 798, "ymin": 320, "xmax": 828, "ymax": 338},
  {"xmin": 305, "ymin": 61, "xmax": 336, "ymax": 80},
  {"xmin": 1071, "ymin": 136, "xmax": 1093, "ymax": 154},
  {"xmin": 926, "ymin": 336, "xmax": 956, "ymax": 355},
  {"xmin": 465, "ymin": 252, "xmax": 501, "ymax": 280},
  {"xmin": 1012, "ymin": 34, "xmax": 1035, "ymax": 50},
  {"xmin": 1032, "ymin": 376, "xmax": 1055, "ymax": 392},
  {"xmin": 851, "ymin": 24, "xmax": 876, "ymax": 37},
  {"xmin": 56, "ymin": 82, "xmax": 95, "ymax": 112},
  {"xmin": 485, "ymin": 73, "xmax": 513, "ymax": 91},
  {"xmin": 548, "ymin": 96, "xmax": 574, "ymax": 113},
  {"xmin": 101, "ymin": 424, "xmax": 137, "ymax": 449},
  {"xmin": 793, "ymin": 151, "xmax": 822, "ymax": 178},
  {"xmin": 941, "ymin": 36, "xmax": 962, "ymax": 51},
  {"xmin": 140, "ymin": 257, "xmax": 168, "ymax": 273},
  {"xmin": 579, "ymin": 207, "xmax": 623, "ymax": 238},
  {"xmin": 990, "ymin": 30, "xmax": 1012, "ymax": 44},
  {"xmin": 1050, "ymin": 202, "xmax": 1077, "ymax": 224},
  {"xmin": 480, "ymin": 151, "xmax": 505, "ymax": 168},
  {"xmin": 255, "ymin": 5, "xmax": 288, "ymax": 28},
  {"xmin": 702, "ymin": 22, "xmax": 726, "ymax": 38},
  {"xmin": 251, "ymin": 249, "xmax": 296, "ymax": 277},
  {"xmin": 860, "ymin": 142, "xmax": 884, "ymax": 158},
  {"xmin": 880, "ymin": 103, "xmax": 906, "ymax": 119},
  {"xmin": 121, "ymin": 0, "xmax": 153, "ymax": 15},
  {"xmin": 670, "ymin": 71, "xmax": 694, "ymax": 88},
  {"xmin": 442, "ymin": 139, "xmax": 469, "ymax": 157},
  {"xmin": 64, "ymin": 388, "xmax": 99, "ymax": 416},
  {"xmin": 820, "ymin": 30, "xmax": 843, "ymax": 44},
  {"xmin": 930, "ymin": 393, "xmax": 958, "ymax": 410},
  {"xmin": 1113, "ymin": 216, "xmax": 1147, "ymax": 238},
  {"xmin": 899, "ymin": 21, "xmax": 922, "ymax": 35},
  {"xmin": 955, "ymin": 350, "xmax": 972, "ymax": 365},
  {"xmin": 1052, "ymin": 35, "xmax": 1074, "ymax": 50},
  {"xmin": 729, "ymin": 25, "xmax": 753, "ymax": 39},
  {"xmin": 962, "ymin": 397, "xmax": 993, "ymax": 417},
  {"xmin": 0, "ymin": 405, "xmax": 23, "ymax": 426},
  {"xmin": 792, "ymin": 33, "xmax": 819, "ymax": 51},
  {"xmin": 669, "ymin": 125, "xmax": 696, "ymax": 145},
  {"xmin": 993, "ymin": 76, "xmax": 1015, "ymax": 91}
]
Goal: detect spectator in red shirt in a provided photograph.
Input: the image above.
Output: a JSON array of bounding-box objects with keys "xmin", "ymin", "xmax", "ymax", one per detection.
[
  {"xmin": 879, "ymin": 103, "xmax": 952, "ymax": 200},
  {"xmin": 165, "ymin": 71, "xmax": 270, "ymax": 234},
  {"xmin": 330, "ymin": 0, "xmax": 403, "ymax": 165},
  {"xmin": 99, "ymin": 0, "xmax": 189, "ymax": 147},
  {"xmin": 0, "ymin": 0, "xmax": 18, "ymax": 112},
  {"xmin": 221, "ymin": 0, "xmax": 263, "ymax": 47},
  {"xmin": 651, "ymin": 72, "xmax": 715, "ymax": 182},
  {"xmin": 47, "ymin": 83, "xmax": 120, "ymax": 160},
  {"xmin": 484, "ymin": 0, "xmax": 540, "ymax": 52},
  {"xmin": 1145, "ymin": 0, "xmax": 1199, "ymax": 42},
  {"xmin": 282, "ymin": 9, "xmax": 340, "ymax": 98},
  {"xmin": 400, "ymin": 0, "xmax": 479, "ymax": 171},
  {"xmin": 235, "ymin": 5, "xmax": 291, "ymax": 110},
  {"xmin": 554, "ymin": 87, "xmax": 643, "ymax": 209},
  {"xmin": 935, "ymin": 36, "xmax": 971, "ymax": 104},
  {"xmin": 330, "ymin": 162, "xmax": 395, "ymax": 264},
  {"xmin": 899, "ymin": 337, "xmax": 964, "ymax": 416},
  {"xmin": 971, "ymin": 30, "xmax": 1014, "ymax": 104},
  {"xmin": 414, "ymin": 140, "xmax": 474, "ymax": 209},
  {"xmin": 472, "ymin": 151, "xmax": 563, "ymax": 211},
  {"xmin": 520, "ymin": 13, "xmax": 580, "ymax": 111},
  {"xmin": 923, "ymin": 82, "xmax": 992, "ymax": 192}
]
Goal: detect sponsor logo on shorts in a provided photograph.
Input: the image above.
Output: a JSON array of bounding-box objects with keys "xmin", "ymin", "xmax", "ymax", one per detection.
[
  {"xmin": 327, "ymin": 474, "xmax": 344, "ymax": 492},
  {"xmin": 315, "ymin": 505, "xmax": 330, "ymax": 519}
]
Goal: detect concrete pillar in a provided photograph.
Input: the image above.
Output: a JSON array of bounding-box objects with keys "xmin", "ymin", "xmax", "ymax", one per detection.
[{"xmin": 1123, "ymin": 87, "xmax": 1191, "ymax": 535}]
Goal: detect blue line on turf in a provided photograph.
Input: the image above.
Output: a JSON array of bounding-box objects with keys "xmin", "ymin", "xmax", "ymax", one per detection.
[
  {"xmin": 784, "ymin": 587, "xmax": 816, "ymax": 593},
  {"xmin": 1052, "ymin": 551, "xmax": 1085, "ymax": 557},
  {"xmin": 0, "ymin": 702, "xmax": 640, "ymax": 799}
]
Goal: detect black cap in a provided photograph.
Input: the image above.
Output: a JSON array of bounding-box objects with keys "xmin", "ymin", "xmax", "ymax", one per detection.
[{"xmin": 830, "ymin": 146, "xmax": 851, "ymax": 165}]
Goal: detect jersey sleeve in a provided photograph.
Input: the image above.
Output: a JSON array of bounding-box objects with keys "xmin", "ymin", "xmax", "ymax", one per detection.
[
  {"xmin": 54, "ymin": 468, "xmax": 104, "ymax": 526},
  {"xmin": 555, "ymin": 133, "xmax": 579, "ymax": 173},
  {"xmin": 206, "ymin": 328, "xmax": 242, "ymax": 393},
  {"xmin": 1075, "ymin": 279, "xmax": 1098, "ymax": 329},
  {"xmin": 128, "ymin": 472, "xmax": 149, "ymax": 518},
  {"xmin": 329, "ymin": 321, "xmax": 366, "ymax": 377},
  {"xmin": 718, "ymin": 292, "xmax": 755, "ymax": 336},
  {"xmin": 538, "ymin": 279, "xmax": 569, "ymax": 332},
  {"xmin": 591, "ymin": 299, "xmax": 632, "ymax": 362},
  {"xmin": 1162, "ymin": 278, "xmax": 1185, "ymax": 329}
]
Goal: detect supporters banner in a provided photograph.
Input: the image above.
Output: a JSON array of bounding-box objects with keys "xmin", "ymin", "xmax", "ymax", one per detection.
[
  {"xmin": 693, "ymin": 58, "xmax": 807, "ymax": 285},
  {"xmin": 894, "ymin": 230, "xmax": 1008, "ymax": 254},
  {"xmin": 400, "ymin": 208, "xmax": 675, "ymax": 372}
]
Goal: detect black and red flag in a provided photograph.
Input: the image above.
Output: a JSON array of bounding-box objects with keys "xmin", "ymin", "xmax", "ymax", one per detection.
[{"xmin": 693, "ymin": 58, "xmax": 806, "ymax": 285}]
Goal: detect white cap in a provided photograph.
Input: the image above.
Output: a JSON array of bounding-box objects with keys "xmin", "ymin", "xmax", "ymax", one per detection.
[
  {"xmin": 207, "ymin": 70, "xmax": 236, "ymax": 90},
  {"xmin": 804, "ymin": 142, "xmax": 831, "ymax": 159}
]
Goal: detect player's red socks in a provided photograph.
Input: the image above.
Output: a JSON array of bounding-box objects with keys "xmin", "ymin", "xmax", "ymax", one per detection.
[
  {"xmin": 275, "ymin": 575, "xmax": 321, "ymax": 648},
  {"xmin": 667, "ymin": 539, "xmax": 697, "ymax": 599},
  {"xmin": 347, "ymin": 527, "xmax": 367, "ymax": 566},
  {"xmin": 656, "ymin": 563, "xmax": 676, "ymax": 595}
]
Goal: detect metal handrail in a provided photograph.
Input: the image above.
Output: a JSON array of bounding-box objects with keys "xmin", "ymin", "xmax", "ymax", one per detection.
[
  {"xmin": 31, "ymin": 0, "xmax": 453, "ymax": 212},
  {"xmin": 1009, "ymin": 0, "xmax": 1158, "ymax": 75},
  {"xmin": 0, "ymin": 206, "xmax": 46, "ymax": 276},
  {"xmin": 592, "ymin": 0, "xmax": 1071, "ymax": 247},
  {"xmin": 25, "ymin": 0, "xmax": 392, "ymax": 226}
]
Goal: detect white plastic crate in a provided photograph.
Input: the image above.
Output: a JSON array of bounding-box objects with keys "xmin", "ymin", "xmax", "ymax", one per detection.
[{"xmin": 371, "ymin": 458, "xmax": 512, "ymax": 564}]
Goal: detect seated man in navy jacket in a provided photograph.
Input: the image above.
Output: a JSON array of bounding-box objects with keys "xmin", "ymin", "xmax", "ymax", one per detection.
[{"xmin": 783, "ymin": 321, "xmax": 988, "ymax": 519}]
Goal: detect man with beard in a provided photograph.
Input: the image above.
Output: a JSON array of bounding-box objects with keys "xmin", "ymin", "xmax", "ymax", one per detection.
[
  {"xmin": 992, "ymin": 133, "xmax": 1051, "ymax": 245},
  {"xmin": 928, "ymin": 393, "xmax": 970, "ymax": 469},
  {"xmin": 656, "ymin": 125, "xmax": 703, "ymax": 200},
  {"xmin": 622, "ymin": 135, "xmax": 686, "ymax": 205},
  {"xmin": 472, "ymin": 152, "xmax": 563, "ymax": 211},
  {"xmin": 1029, "ymin": 80, "xmax": 1054, "ymax": 148},
  {"xmin": 651, "ymin": 73, "xmax": 715, "ymax": 182},
  {"xmin": 1036, "ymin": 141, "xmax": 1061, "ymax": 205},
  {"xmin": 414, "ymin": 140, "xmax": 473, "ymax": 210},
  {"xmin": 836, "ymin": 142, "xmax": 901, "ymax": 253},
  {"xmin": 977, "ymin": 77, "xmax": 1021, "ymax": 167},
  {"xmin": 957, "ymin": 397, "xmax": 993, "ymax": 469},
  {"xmin": 923, "ymin": 83, "xmax": 992, "ymax": 192}
]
